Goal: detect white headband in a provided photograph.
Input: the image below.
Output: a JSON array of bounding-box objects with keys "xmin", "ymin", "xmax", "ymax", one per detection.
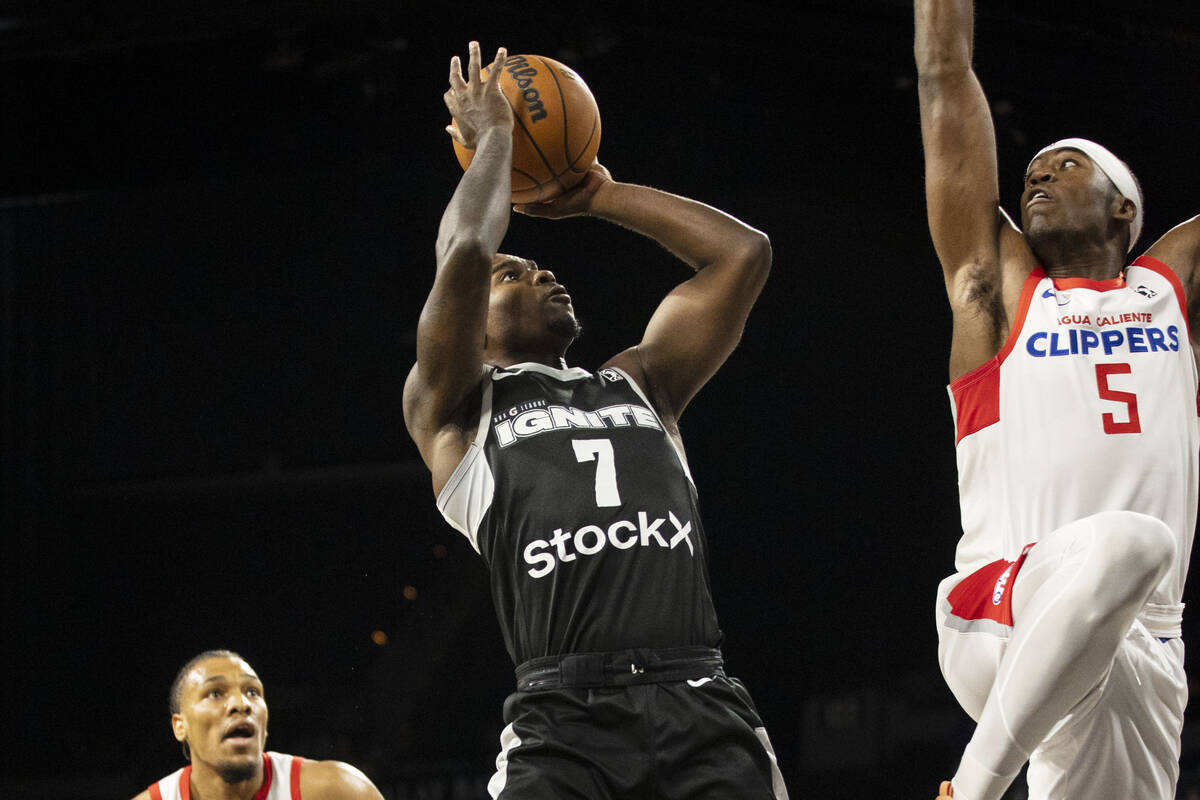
[{"xmin": 1030, "ymin": 137, "xmax": 1142, "ymax": 252}]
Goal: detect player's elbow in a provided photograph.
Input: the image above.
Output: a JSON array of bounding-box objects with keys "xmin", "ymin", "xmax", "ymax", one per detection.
[
  {"xmin": 435, "ymin": 232, "xmax": 495, "ymax": 275},
  {"xmin": 915, "ymin": 47, "xmax": 971, "ymax": 80},
  {"xmin": 736, "ymin": 229, "xmax": 772, "ymax": 288}
]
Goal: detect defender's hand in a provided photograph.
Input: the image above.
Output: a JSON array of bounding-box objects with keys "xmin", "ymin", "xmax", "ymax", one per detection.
[
  {"xmin": 513, "ymin": 162, "xmax": 613, "ymax": 219},
  {"xmin": 444, "ymin": 42, "xmax": 512, "ymax": 150}
]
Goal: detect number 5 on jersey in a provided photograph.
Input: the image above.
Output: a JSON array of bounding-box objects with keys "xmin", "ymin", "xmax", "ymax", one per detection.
[
  {"xmin": 1095, "ymin": 363, "xmax": 1141, "ymax": 434},
  {"xmin": 573, "ymin": 438, "xmax": 623, "ymax": 507}
]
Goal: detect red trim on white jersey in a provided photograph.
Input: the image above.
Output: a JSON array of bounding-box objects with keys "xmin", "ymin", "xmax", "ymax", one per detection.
[
  {"xmin": 949, "ymin": 267, "xmax": 1044, "ymax": 444},
  {"xmin": 146, "ymin": 753, "xmax": 297, "ymax": 800},
  {"xmin": 252, "ymin": 754, "xmax": 274, "ymax": 800},
  {"xmin": 290, "ymin": 754, "xmax": 304, "ymax": 799},
  {"xmin": 1051, "ymin": 273, "xmax": 1125, "ymax": 292},
  {"xmin": 1133, "ymin": 255, "xmax": 1190, "ymax": 334}
]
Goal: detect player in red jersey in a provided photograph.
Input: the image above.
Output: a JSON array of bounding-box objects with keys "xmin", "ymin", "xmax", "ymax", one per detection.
[{"xmin": 130, "ymin": 650, "xmax": 384, "ymax": 800}]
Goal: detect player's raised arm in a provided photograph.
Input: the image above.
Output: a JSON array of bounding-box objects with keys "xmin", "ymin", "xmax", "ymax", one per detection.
[
  {"xmin": 404, "ymin": 42, "xmax": 512, "ymax": 491},
  {"xmin": 516, "ymin": 164, "xmax": 771, "ymax": 423},
  {"xmin": 1146, "ymin": 215, "xmax": 1200, "ymax": 341},
  {"xmin": 915, "ymin": 0, "xmax": 1002, "ymax": 274},
  {"xmin": 916, "ymin": 0, "xmax": 1032, "ymax": 377}
]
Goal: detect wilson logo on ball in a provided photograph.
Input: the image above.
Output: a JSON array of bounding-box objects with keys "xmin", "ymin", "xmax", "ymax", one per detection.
[{"xmin": 504, "ymin": 55, "xmax": 548, "ymax": 122}]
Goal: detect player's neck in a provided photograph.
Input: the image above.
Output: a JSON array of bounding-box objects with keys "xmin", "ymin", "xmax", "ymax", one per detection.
[
  {"xmin": 1034, "ymin": 239, "xmax": 1127, "ymax": 282},
  {"xmin": 485, "ymin": 348, "xmax": 569, "ymax": 371},
  {"xmin": 187, "ymin": 762, "xmax": 264, "ymax": 800}
]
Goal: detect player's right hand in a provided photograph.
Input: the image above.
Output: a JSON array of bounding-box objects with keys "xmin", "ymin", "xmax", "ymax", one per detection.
[
  {"xmin": 514, "ymin": 161, "xmax": 613, "ymax": 219},
  {"xmin": 444, "ymin": 42, "xmax": 512, "ymax": 150}
]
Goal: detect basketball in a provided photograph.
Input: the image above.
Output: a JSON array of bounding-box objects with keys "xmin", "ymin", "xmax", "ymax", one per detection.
[{"xmin": 452, "ymin": 54, "xmax": 601, "ymax": 204}]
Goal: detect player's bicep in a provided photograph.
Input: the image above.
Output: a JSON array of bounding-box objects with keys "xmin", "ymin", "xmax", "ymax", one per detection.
[
  {"xmin": 402, "ymin": 362, "xmax": 439, "ymax": 440},
  {"xmin": 301, "ymin": 760, "xmax": 386, "ymax": 800},
  {"xmin": 630, "ymin": 246, "xmax": 769, "ymax": 418}
]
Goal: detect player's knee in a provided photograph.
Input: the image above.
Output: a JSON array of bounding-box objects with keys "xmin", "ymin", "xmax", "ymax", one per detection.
[{"xmin": 1089, "ymin": 510, "xmax": 1174, "ymax": 587}]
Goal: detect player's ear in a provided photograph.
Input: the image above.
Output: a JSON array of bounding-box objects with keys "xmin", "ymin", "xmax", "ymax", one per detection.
[
  {"xmin": 171, "ymin": 713, "xmax": 187, "ymax": 743},
  {"xmin": 1114, "ymin": 196, "xmax": 1137, "ymax": 223}
]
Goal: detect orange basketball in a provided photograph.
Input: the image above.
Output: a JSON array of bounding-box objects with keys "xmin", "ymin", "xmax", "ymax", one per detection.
[{"xmin": 452, "ymin": 54, "xmax": 601, "ymax": 204}]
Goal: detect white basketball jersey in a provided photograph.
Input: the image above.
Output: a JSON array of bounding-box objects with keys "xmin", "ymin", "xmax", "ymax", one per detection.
[
  {"xmin": 950, "ymin": 256, "xmax": 1199, "ymax": 606},
  {"xmin": 148, "ymin": 752, "xmax": 302, "ymax": 800}
]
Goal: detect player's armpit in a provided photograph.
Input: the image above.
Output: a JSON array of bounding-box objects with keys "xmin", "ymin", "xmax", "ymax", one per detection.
[{"xmin": 403, "ymin": 363, "xmax": 480, "ymax": 496}]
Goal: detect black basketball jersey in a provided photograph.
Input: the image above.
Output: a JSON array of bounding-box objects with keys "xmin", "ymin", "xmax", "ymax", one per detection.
[{"xmin": 437, "ymin": 362, "xmax": 724, "ymax": 665}]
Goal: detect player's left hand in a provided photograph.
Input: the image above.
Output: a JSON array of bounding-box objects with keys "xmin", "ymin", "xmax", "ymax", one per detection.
[{"xmin": 513, "ymin": 161, "xmax": 612, "ymax": 219}]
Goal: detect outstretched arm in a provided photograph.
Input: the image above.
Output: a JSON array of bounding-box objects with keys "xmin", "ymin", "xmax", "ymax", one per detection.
[
  {"xmin": 916, "ymin": 0, "xmax": 1030, "ymax": 378},
  {"xmin": 517, "ymin": 164, "xmax": 770, "ymax": 423},
  {"xmin": 403, "ymin": 42, "xmax": 512, "ymax": 493}
]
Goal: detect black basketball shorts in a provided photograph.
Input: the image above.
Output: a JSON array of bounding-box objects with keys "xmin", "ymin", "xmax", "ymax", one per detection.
[{"xmin": 485, "ymin": 674, "xmax": 788, "ymax": 799}]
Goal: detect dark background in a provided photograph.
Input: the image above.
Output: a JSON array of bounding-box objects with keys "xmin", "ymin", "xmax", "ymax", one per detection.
[{"xmin": 3, "ymin": 1, "xmax": 1200, "ymax": 797}]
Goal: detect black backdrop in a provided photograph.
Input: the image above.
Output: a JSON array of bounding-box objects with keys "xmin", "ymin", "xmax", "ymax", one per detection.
[{"xmin": 3, "ymin": 2, "xmax": 1200, "ymax": 797}]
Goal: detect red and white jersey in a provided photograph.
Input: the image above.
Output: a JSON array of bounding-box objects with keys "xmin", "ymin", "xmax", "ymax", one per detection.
[
  {"xmin": 950, "ymin": 256, "xmax": 1199, "ymax": 606},
  {"xmin": 147, "ymin": 752, "xmax": 303, "ymax": 800}
]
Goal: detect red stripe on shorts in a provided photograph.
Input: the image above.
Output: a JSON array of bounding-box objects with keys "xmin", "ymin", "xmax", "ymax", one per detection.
[{"xmin": 947, "ymin": 544, "xmax": 1035, "ymax": 626}]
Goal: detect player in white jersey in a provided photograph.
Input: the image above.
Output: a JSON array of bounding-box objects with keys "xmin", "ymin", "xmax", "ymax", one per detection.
[
  {"xmin": 915, "ymin": 2, "xmax": 1200, "ymax": 799},
  {"xmin": 130, "ymin": 650, "xmax": 383, "ymax": 800}
]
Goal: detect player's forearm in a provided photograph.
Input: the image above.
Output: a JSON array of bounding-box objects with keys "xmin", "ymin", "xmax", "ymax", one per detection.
[
  {"xmin": 915, "ymin": 0, "xmax": 974, "ymax": 79},
  {"xmin": 915, "ymin": 0, "xmax": 1003, "ymax": 280},
  {"xmin": 416, "ymin": 125, "xmax": 511, "ymax": 417},
  {"xmin": 434, "ymin": 125, "xmax": 513, "ymax": 268},
  {"xmin": 588, "ymin": 180, "xmax": 770, "ymax": 274}
]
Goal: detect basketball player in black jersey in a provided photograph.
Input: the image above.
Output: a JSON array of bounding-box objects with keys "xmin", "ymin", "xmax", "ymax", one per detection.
[{"xmin": 403, "ymin": 42, "xmax": 788, "ymax": 799}]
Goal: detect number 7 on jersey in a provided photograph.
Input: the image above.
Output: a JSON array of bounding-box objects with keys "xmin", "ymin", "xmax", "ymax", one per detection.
[{"xmin": 572, "ymin": 438, "xmax": 623, "ymax": 507}]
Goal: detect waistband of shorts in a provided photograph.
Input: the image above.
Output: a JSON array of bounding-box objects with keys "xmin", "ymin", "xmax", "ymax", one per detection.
[
  {"xmin": 1139, "ymin": 601, "xmax": 1185, "ymax": 639},
  {"xmin": 515, "ymin": 646, "xmax": 724, "ymax": 691}
]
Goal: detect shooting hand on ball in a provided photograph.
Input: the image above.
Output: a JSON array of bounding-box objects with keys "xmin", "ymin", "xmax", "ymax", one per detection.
[
  {"xmin": 444, "ymin": 42, "xmax": 512, "ymax": 150},
  {"xmin": 514, "ymin": 161, "xmax": 613, "ymax": 219}
]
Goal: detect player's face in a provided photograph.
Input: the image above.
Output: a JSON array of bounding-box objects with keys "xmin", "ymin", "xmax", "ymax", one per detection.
[
  {"xmin": 1020, "ymin": 148, "xmax": 1117, "ymax": 242},
  {"xmin": 488, "ymin": 254, "xmax": 579, "ymax": 349},
  {"xmin": 172, "ymin": 656, "xmax": 269, "ymax": 783}
]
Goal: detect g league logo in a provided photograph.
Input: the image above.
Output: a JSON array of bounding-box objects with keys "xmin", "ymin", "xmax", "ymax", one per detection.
[{"xmin": 599, "ymin": 368, "xmax": 624, "ymax": 382}]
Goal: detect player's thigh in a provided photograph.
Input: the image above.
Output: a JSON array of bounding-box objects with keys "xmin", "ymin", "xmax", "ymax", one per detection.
[
  {"xmin": 1026, "ymin": 635, "xmax": 1185, "ymax": 800},
  {"xmin": 652, "ymin": 677, "xmax": 788, "ymax": 800},
  {"xmin": 935, "ymin": 571, "xmax": 1010, "ymax": 721},
  {"xmin": 1010, "ymin": 510, "xmax": 1175, "ymax": 622},
  {"xmin": 488, "ymin": 688, "xmax": 647, "ymax": 800}
]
